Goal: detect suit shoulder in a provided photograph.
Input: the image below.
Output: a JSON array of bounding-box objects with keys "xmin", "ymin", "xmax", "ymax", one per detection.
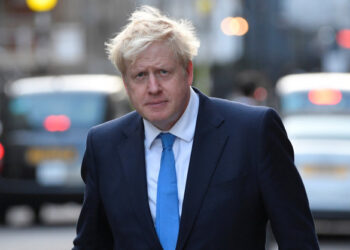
[
  {"xmin": 206, "ymin": 97, "xmax": 284, "ymax": 136},
  {"xmin": 209, "ymin": 97, "xmax": 276, "ymax": 120}
]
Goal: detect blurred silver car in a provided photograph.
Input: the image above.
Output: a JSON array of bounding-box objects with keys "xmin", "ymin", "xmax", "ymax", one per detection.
[{"xmin": 276, "ymin": 73, "xmax": 350, "ymax": 221}]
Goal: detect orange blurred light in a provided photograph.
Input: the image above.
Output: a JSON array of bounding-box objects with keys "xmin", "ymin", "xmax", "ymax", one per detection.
[
  {"xmin": 308, "ymin": 89, "xmax": 342, "ymax": 105},
  {"xmin": 43, "ymin": 115, "xmax": 71, "ymax": 132},
  {"xmin": 220, "ymin": 17, "xmax": 249, "ymax": 36},
  {"xmin": 336, "ymin": 29, "xmax": 350, "ymax": 49}
]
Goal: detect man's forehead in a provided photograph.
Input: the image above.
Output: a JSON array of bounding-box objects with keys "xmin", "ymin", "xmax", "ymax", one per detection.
[{"xmin": 128, "ymin": 55, "xmax": 178, "ymax": 72}]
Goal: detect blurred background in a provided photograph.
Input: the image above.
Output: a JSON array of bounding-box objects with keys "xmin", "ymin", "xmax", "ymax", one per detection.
[
  {"xmin": 1, "ymin": 0, "xmax": 350, "ymax": 249},
  {"xmin": 1, "ymin": 0, "xmax": 350, "ymax": 100}
]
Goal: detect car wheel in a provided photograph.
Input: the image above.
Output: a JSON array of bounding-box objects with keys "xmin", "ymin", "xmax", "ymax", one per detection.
[
  {"xmin": 32, "ymin": 205, "xmax": 43, "ymax": 225},
  {"xmin": 0, "ymin": 206, "xmax": 8, "ymax": 225}
]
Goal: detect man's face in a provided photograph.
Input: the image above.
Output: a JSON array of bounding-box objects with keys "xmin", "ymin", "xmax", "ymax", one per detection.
[{"xmin": 123, "ymin": 41, "xmax": 193, "ymax": 131}]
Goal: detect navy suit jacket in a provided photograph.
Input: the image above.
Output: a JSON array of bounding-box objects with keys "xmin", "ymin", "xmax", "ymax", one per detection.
[{"xmin": 73, "ymin": 89, "xmax": 319, "ymax": 249}]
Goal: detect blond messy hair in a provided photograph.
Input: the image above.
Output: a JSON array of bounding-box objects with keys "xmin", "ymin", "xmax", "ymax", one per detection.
[{"xmin": 105, "ymin": 5, "xmax": 200, "ymax": 75}]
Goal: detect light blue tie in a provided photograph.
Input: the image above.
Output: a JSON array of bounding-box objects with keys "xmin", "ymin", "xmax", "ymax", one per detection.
[{"xmin": 156, "ymin": 133, "xmax": 179, "ymax": 250}]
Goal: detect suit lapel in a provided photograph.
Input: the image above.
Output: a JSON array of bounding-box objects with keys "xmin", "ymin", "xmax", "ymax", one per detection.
[
  {"xmin": 177, "ymin": 91, "xmax": 228, "ymax": 249},
  {"xmin": 117, "ymin": 115, "xmax": 162, "ymax": 249}
]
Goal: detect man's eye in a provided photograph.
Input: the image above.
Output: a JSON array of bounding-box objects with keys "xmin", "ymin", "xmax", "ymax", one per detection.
[
  {"xmin": 160, "ymin": 70, "xmax": 169, "ymax": 75},
  {"xmin": 136, "ymin": 72, "xmax": 144, "ymax": 78}
]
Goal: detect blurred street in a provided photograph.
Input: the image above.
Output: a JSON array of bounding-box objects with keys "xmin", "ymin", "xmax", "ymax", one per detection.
[
  {"xmin": 0, "ymin": 204, "xmax": 350, "ymax": 250},
  {"xmin": 0, "ymin": 226, "xmax": 75, "ymax": 250},
  {"xmin": 0, "ymin": 204, "xmax": 80, "ymax": 250}
]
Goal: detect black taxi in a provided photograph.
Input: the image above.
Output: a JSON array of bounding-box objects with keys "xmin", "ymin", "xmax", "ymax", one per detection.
[{"xmin": 0, "ymin": 74, "xmax": 130, "ymax": 223}]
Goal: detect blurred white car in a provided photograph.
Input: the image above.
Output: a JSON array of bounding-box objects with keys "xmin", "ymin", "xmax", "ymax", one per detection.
[{"xmin": 276, "ymin": 73, "xmax": 350, "ymax": 220}]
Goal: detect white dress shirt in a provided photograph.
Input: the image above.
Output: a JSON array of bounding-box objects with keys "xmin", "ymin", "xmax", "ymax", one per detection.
[{"xmin": 143, "ymin": 88, "xmax": 199, "ymax": 223}]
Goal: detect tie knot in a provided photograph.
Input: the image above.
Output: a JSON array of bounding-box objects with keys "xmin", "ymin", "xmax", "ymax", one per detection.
[{"xmin": 160, "ymin": 133, "xmax": 175, "ymax": 150}]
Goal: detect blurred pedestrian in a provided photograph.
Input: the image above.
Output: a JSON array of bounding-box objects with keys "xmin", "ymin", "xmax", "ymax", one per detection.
[
  {"xmin": 230, "ymin": 80, "xmax": 258, "ymax": 105},
  {"xmin": 73, "ymin": 5, "xmax": 319, "ymax": 250},
  {"xmin": 227, "ymin": 70, "xmax": 271, "ymax": 106}
]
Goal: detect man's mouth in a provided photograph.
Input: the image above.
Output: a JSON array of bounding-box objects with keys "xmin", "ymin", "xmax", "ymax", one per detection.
[{"xmin": 146, "ymin": 100, "xmax": 168, "ymax": 108}]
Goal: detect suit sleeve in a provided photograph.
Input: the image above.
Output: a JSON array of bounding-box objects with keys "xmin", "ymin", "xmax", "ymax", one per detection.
[
  {"xmin": 257, "ymin": 108, "xmax": 319, "ymax": 250},
  {"xmin": 72, "ymin": 129, "xmax": 113, "ymax": 250}
]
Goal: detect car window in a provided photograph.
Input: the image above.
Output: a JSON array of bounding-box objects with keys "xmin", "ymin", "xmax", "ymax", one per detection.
[
  {"xmin": 280, "ymin": 90, "xmax": 350, "ymax": 115},
  {"xmin": 7, "ymin": 92, "xmax": 107, "ymax": 130}
]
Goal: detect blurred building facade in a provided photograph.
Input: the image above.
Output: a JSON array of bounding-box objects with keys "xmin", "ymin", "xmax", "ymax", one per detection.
[
  {"xmin": 1, "ymin": 0, "xmax": 350, "ymax": 98},
  {"xmin": 0, "ymin": 0, "xmax": 134, "ymax": 82}
]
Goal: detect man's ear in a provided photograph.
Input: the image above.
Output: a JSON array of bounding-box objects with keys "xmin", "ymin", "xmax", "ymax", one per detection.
[
  {"xmin": 122, "ymin": 75, "xmax": 130, "ymax": 96},
  {"xmin": 186, "ymin": 61, "xmax": 194, "ymax": 86},
  {"xmin": 122, "ymin": 75, "xmax": 128, "ymax": 88}
]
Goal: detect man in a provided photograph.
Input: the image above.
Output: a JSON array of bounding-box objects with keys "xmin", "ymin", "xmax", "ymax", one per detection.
[{"xmin": 73, "ymin": 5, "xmax": 319, "ymax": 250}]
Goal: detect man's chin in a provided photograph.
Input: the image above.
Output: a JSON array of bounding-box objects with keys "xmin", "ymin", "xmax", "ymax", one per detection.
[{"xmin": 146, "ymin": 116, "xmax": 174, "ymax": 131}]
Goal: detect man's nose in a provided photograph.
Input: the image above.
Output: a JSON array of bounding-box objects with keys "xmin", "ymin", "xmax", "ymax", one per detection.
[{"xmin": 147, "ymin": 73, "xmax": 161, "ymax": 94}]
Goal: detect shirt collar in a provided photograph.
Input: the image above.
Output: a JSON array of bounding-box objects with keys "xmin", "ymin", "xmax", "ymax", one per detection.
[{"xmin": 143, "ymin": 87, "xmax": 199, "ymax": 149}]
